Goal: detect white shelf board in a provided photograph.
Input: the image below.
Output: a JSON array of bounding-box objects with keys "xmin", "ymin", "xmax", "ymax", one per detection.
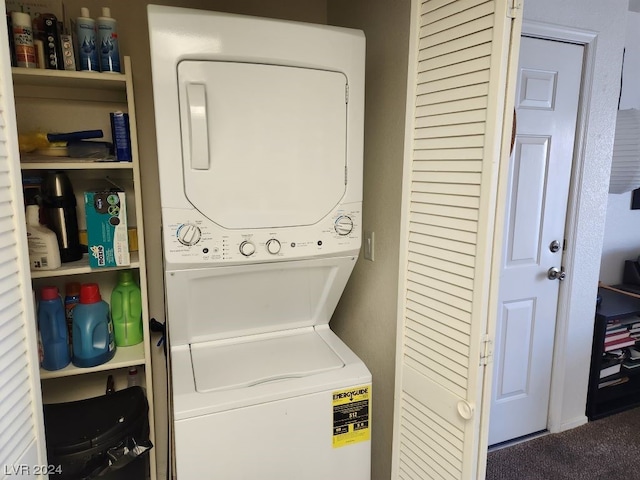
[
  {"xmin": 30, "ymin": 252, "xmax": 140, "ymax": 279},
  {"xmin": 12, "ymin": 67, "xmax": 126, "ymax": 91},
  {"xmin": 40, "ymin": 343, "xmax": 145, "ymax": 379},
  {"xmin": 21, "ymin": 156, "xmax": 133, "ymax": 170}
]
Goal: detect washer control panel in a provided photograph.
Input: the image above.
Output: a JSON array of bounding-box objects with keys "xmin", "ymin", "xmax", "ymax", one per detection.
[{"xmin": 162, "ymin": 205, "xmax": 361, "ymax": 265}]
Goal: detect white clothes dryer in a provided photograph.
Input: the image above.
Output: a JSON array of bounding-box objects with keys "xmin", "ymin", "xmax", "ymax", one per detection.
[{"xmin": 148, "ymin": 6, "xmax": 371, "ymax": 479}]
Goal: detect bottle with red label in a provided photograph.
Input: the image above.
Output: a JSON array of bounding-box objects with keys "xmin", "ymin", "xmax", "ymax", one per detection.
[{"xmin": 11, "ymin": 12, "xmax": 36, "ymax": 68}]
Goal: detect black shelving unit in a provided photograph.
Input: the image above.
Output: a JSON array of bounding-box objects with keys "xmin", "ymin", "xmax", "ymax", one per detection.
[{"xmin": 587, "ymin": 287, "xmax": 640, "ymax": 420}]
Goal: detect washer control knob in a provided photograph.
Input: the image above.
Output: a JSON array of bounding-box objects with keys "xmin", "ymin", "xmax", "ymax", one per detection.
[
  {"xmin": 239, "ymin": 241, "xmax": 256, "ymax": 257},
  {"xmin": 266, "ymin": 239, "xmax": 281, "ymax": 255},
  {"xmin": 176, "ymin": 223, "xmax": 202, "ymax": 246},
  {"xmin": 334, "ymin": 216, "xmax": 354, "ymax": 236}
]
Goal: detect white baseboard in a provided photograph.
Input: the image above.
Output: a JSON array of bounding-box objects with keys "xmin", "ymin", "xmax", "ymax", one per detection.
[{"xmin": 550, "ymin": 415, "xmax": 588, "ymax": 434}]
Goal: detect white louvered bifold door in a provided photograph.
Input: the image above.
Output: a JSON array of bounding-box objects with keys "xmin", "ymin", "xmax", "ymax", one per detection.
[
  {"xmin": 0, "ymin": 3, "xmax": 48, "ymax": 477},
  {"xmin": 393, "ymin": 1, "xmax": 521, "ymax": 479}
]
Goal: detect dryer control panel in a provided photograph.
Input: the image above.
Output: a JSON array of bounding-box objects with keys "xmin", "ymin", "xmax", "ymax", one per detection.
[{"xmin": 162, "ymin": 205, "xmax": 361, "ymax": 267}]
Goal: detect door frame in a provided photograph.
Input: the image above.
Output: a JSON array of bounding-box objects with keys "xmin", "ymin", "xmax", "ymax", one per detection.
[{"xmin": 481, "ymin": 19, "xmax": 598, "ymax": 457}]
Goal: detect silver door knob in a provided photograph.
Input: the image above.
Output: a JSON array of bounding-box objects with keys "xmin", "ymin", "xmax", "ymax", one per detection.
[{"xmin": 547, "ymin": 266, "xmax": 566, "ymax": 281}]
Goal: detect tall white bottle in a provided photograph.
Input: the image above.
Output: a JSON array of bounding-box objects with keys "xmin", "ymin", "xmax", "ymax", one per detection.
[
  {"xmin": 26, "ymin": 205, "xmax": 61, "ymax": 271},
  {"xmin": 76, "ymin": 7, "xmax": 99, "ymax": 71},
  {"xmin": 97, "ymin": 7, "xmax": 120, "ymax": 73}
]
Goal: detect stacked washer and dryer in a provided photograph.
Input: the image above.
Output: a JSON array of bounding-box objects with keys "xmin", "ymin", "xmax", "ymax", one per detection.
[{"xmin": 148, "ymin": 6, "xmax": 371, "ymax": 479}]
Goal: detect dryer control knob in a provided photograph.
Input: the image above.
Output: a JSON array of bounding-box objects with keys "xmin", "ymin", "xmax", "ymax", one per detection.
[
  {"xmin": 266, "ymin": 239, "xmax": 281, "ymax": 255},
  {"xmin": 176, "ymin": 223, "xmax": 202, "ymax": 246},
  {"xmin": 239, "ymin": 240, "xmax": 256, "ymax": 257},
  {"xmin": 334, "ymin": 216, "xmax": 354, "ymax": 236}
]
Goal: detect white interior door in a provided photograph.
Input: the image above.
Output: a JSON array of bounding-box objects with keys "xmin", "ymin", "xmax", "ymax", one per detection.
[{"xmin": 489, "ymin": 36, "xmax": 583, "ymax": 446}]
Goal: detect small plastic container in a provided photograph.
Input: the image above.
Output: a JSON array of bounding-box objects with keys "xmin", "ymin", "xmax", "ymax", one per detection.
[
  {"xmin": 127, "ymin": 367, "xmax": 140, "ymax": 388},
  {"xmin": 38, "ymin": 286, "xmax": 70, "ymax": 371},
  {"xmin": 72, "ymin": 283, "xmax": 116, "ymax": 368}
]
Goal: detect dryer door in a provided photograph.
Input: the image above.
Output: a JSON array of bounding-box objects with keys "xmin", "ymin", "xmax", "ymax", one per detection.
[{"xmin": 177, "ymin": 61, "xmax": 348, "ymax": 229}]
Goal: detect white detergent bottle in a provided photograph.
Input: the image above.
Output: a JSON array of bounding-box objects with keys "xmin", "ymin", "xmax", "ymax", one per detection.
[
  {"xmin": 26, "ymin": 205, "xmax": 61, "ymax": 270},
  {"xmin": 76, "ymin": 7, "xmax": 99, "ymax": 71},
  {"xmin": 97, "ymin": 7, "xmax": 120, "ymax": 73}
]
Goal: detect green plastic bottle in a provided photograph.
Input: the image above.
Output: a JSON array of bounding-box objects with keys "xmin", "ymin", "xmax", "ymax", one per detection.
[{"xmin": 110, "ymin": 270, "xmax": 143, "ymax": 346}]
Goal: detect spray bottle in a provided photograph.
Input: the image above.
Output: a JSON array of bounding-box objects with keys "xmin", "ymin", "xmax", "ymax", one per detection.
[{"xmin": 11, "ymin": 11, "xmax": 36, "ymax": 68}]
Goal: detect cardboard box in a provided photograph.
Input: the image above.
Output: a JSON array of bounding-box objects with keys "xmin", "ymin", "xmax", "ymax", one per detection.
[{"xmin": 84, "ymin": 191, "xmax": 130, "ymax": 268}]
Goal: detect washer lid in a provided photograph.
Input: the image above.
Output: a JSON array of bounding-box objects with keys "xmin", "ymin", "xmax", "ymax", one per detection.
[
  {"xmin": 178, "ymin": 61, "xmax": 348, "ymax": 229},
  {"xmin": 191, "ymin": 329, "xmax": 344, "ymax": 393}
]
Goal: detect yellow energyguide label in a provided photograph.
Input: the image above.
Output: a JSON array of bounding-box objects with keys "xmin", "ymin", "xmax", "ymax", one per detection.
[{"xmin": 332, "ymin": 384, "xmax": 371, "ymax": 448}]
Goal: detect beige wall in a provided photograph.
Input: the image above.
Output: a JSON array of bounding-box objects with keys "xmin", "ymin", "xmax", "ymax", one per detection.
[
  {"xmin": 58, "ymin": 2, "xmax": 326, "ymax": 477},
  {"xmin": 327, "ymin": 1, "xmax": 410, "ymax": 479}
]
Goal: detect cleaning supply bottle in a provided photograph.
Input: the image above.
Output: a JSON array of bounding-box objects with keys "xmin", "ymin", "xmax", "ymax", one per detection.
[
  {"xmin": 76, "ymin": 7, "xmax": 99, "ymax": 71},
  {"xmin": 127, "ymin": 366, "xmax": 140, "ymax": 387},
  {"xmin": 64, "ymin": 282, "xmax": 81, "ymax": 349},
  {"xmin": 97, "ymin": 7, "xmax": 120, "ymax": 73},
  {"xmin": 72, "ymin": 283, "xmax": 116, "ymax": 367},
  {"xmin": 110, "ymin": 270, "xmax": 143, "ymax": 346},
  {"xmin": 38, "ymin": 286, "xmax": 70, "ymax": 371},
  {"xmin": 11, "ymin": 11, "xmax": 37, "ymax": 68},
  {"xmin": 26, "ymin": 205, "xmax": 61, "ymax": 271}
]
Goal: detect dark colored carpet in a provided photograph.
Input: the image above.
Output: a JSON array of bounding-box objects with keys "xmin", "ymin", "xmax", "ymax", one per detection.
[{"xmin": 486, "ymin": 408, "xmax": 640, "ymax": 480}]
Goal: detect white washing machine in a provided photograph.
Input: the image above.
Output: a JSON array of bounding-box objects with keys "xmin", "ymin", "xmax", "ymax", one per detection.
[{"xmin": 148, "ymin": 6, "xmax": 371, "ymax": 479}]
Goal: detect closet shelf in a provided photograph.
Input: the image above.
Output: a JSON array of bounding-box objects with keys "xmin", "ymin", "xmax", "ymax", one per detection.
[
  {"xmin": 20, "ymin": 156, "xmax": 134, "ymax": 170},
  {"xmin": 40, "ymin": 343, "xmax": 145, "ymax": 380},
  {"xmin": 11, "ymin": 67, "xmax": 126, "ymax": 90},
  {"xmin": 30, "ymin": 252, "xmax": 140, "ymax": 279}
]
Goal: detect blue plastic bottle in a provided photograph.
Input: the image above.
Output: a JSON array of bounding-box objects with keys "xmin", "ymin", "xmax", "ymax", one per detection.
[
  {"xmin": 38, "ymin": 286, "xmax": 70, "ymax": 371},
  {"xmin": 72, "ymin": 283, "xmax": 116, "ymax": 367}
]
